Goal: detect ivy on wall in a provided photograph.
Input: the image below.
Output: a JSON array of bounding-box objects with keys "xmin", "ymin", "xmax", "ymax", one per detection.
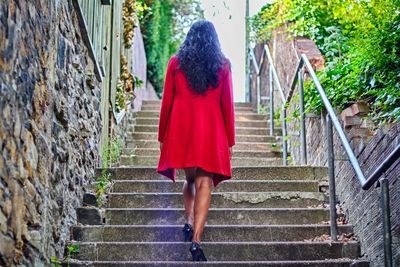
[
  {"xmin": 251, "ymin": 0, "xmax": 400, "ymax": 123},
  {"xmin": 140, "ymin": 0, "xmax": 203, "ymax": 95}
]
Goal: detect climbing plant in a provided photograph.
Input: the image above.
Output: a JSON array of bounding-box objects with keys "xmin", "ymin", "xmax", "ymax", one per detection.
[
  {"xmin": 251, "ymin": 0, "xmax": 400, "ymax": 123},
  {"xmin": 115, "ymin": 54, "xmax": 143, "ymax": 113},
  {"xmin": 140, "ymin": 0, "xmax": 203, "ymax": 94}
]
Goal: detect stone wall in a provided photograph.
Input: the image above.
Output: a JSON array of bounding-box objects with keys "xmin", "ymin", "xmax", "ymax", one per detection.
[
  {"xmin": 0, "ymin": 1, "xmax": 102, "ymax": 265},
  {"xmin": 250, "ymin": 25, "xmax": 400, "ymax": 266}
]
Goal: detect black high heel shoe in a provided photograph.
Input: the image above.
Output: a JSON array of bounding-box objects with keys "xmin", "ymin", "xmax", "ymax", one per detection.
[
  {"xmin": 182, "ymin": 223, "xmax": 193, "ymax": 242},
  {"xmin": 189, "ymin": 242, "xmax": 207, "ymax": 261}
]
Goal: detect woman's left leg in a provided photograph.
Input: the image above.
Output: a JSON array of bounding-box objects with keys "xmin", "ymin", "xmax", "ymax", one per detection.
[
  {"xmin": 183, "ymin": 168, "xmax": 196, "ymax": 225},
  {"xmin": 192, "ymin": 169, "xmax": 213, "ymax": 244}
]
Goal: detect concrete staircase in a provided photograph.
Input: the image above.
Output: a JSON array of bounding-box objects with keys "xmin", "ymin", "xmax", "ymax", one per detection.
[{"xmin": 70, "ymin": 100, "xmax": 369, "ymax": 266}]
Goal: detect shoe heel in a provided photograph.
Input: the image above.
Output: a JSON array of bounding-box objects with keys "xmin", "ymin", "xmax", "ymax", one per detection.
[
  {"xmin": 182, "ymin": 223, "xmax": 193, "ymax": 242},
  {"xmin": 189, "ymin": 242, "xmax": 207, "ymax": 262}
]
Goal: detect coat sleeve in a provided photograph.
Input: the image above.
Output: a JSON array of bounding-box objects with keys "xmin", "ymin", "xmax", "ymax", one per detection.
[
  {"xmin": 220, "ymin": 66, "xmax": 236, "ymax": 147},
  {"xmin": 158, "ymin": 56, "xmax": 176, "ymax": 143}
]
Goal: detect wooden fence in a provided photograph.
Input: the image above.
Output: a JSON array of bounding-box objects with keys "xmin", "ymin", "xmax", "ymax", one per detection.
[{"xmin": 73, "ymin": 0, "xmax": 134, "ymax": 156}]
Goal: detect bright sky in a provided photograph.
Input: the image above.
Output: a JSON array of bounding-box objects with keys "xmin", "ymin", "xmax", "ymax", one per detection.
[{"xmin": 200, "ymin": 0, "xmax": 271, "ymax": 102}]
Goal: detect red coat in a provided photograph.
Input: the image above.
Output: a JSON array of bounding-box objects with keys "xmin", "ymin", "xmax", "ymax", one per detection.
[{"xmin": 157, "ymin": 55, "xmax": 235, "ymax": 186}]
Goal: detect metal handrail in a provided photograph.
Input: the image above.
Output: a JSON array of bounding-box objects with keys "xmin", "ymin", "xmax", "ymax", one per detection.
[
  {"xmin": 249, "ymin": 44, "xmax": 398, "ymax": 267},
  {"xmin": 249, "ymin": 46, "xmax": 288, "ymax": 165}
]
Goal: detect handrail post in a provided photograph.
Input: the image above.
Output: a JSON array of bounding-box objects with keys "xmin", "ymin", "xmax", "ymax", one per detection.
[
  {"xmin": 269, "ymin": 66, "xmax": 274, "ymax": 136},
  {"xmin": 380, "ymin": 176, "xmax": 393, "ymax": 267},
  {"xmin": 282, "ymin": 107, "xmax": 288, "ymax": 166},
  {"xmin": 257, "ymin": 74, "xmax": 261, "ymax": 114},
  {"xmin": 298, "ymin": 69, "xmax": 307, "ymax": 165},
  {"xmin": 326, "ymin": 114, "xmax": 338, "ymax": 241}
]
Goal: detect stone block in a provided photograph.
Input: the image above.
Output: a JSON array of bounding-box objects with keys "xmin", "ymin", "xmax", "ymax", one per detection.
[
  {"xmin": 77, "ymin": 207, "xmax": 102, "ymax": 225},
  {"xmin": 344, "ymin": 116, "xmax": 363, "ymax": 128},
  {"xmin": 82, "ymin": 193, "xmax": 97, "ymax": 207},
  {"xmin": 341, "ymin": 102, "xmax": 370, "ymax": 121}
]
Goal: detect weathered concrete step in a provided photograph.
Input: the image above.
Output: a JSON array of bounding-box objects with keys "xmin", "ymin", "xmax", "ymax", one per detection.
[
  {"xmin": 132, "ymin": 118, "xmax": 274, "ymax": 129},
  {"xmin": 123, "ymin": 148, "xmax": 282, "ymax": 158},
  {"xmin": 71, "ymin": 241, "xmax": 361, "ymax": 261},
  {"xmin": 126, "ymin": 133, "xmax": 277, "ymax": 143},
  {"xmin": 119, "ymin": 155, "xmax": 282, "ymax": 167},
  {"xmin": 142, "ymin": 100, "xmax": 253, "ymax": 107},
  {"xmin": 97, "ymin": 167, "xmax": 327, "ymax": 181},
  {"xmin": 133, "ymin": 111, "xmax": 268, "ymax": 121},
  {"xmin": 112, "ymin": 180, "xmax": 320, "ymax": 193},
  {"xmin": 124, "ymin": 140, "xmax": 280, "ymax": 151},
  {"xmin": 130, "ymin": 125, "xmax": 282, "ymax": 135},
  {"xmin": 140, "ymin": 106, "xmax": 256, "ymax": 113},
  {"xmin": 70, "ymin": 260, "xmax": 370, "ymax": 267},
  {"xmin": 72, "ymin": 224, "xmax": 353, "ymax": 242},
  {"xmin": 108, "ymin": 192, "xmax": 325, "ymax": 209},
  {"xmin": 105, "ymin": 208, "xmax": 329, "ymax": 225}
]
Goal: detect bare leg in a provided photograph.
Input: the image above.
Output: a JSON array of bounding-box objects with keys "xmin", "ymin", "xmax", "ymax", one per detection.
[
  {"xmin": 183, "ymin": 168, "xmax": 196, "ymax": 225},
  {"xmin": 192, "ymin": 169, "xmax": 213, "ymax": 243}
]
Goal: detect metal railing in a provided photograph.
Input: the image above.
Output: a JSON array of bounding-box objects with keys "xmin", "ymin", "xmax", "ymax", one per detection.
[
  {"xmin": 249, "ymin": 47, "xmax": 289, "ymax": 165},
  {"xmin": 249, "ymin": 44, "xmax": 400, "ymax": 267}
]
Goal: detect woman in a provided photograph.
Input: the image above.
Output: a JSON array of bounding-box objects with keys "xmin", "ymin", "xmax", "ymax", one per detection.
[{"xmin": 157, "ymin": 20, "xmax": 235, "ymax": 262}]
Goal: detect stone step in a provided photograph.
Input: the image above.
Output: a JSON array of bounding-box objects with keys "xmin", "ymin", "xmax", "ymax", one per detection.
[
  {"xmin": 119, "ymin": 155, "xmax": 282, "ymax": 167},
  {"xmin": 104, "ymin": 208, "xmax": 329, "ymax": 225},
  {"xmin": 97, "ymin": 167, "xmax": 327, "ymax": 181},
  {"xmin": 69, "ymin": 259, "xmax": 370, "ymax": 267},
  {"xmin": 127, "ymin": 133, "xmax": 277, "ymax": 143},
  {"xmin": 108, "ymin": 192, "xmax": 325, "ymax": 209},
  {"xmin": 123, "ymin": 148, "xmax": 282, "ymax": 158},
  {"xmin": 72, "ymin": 224, "xmax": 353, "ymax": 242},
  {"xmin": 132, "ymin": 117, "xmax": 273, "ymax": 128},
  {"xmin": 142, "ymin": 100, "xmax": 253, "ymax": 107},
  {"xmin": 133, "ymin": 111, "xmax": 268, "ymax": 121},
  {"xmin": 112, "ymin": 180, "xmax": 320, "ymax": 193},
  {"xmin": 71, "ymin": 241, "xmax": 361, "ymax": 261},
  {"xmin": 130, "ymin": 125, "xmax": 282, "ymax": 136},
  {"xmin": 140, "ymin": 105, "xmax": 256, "ymax": 113},
  {"xmin": 124, "ymin": 140, "xmax": 280, "ymax": 151}
]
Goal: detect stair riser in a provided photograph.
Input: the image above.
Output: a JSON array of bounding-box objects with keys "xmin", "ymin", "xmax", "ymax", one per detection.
[
  {"xmin": 132, "ymin": 118, "xmax": 273, "ymax": 128},
  {"xmin": 108, "ymin": 193, "xmax": 324, "ymax": 209},
  {"xmin": 112, "ymin": 181, "xmax": 319, "ymax": 193},
  {"xmin": 97, "ymin": 167, "xmax": 327, "ymax": 181},
  {"xmin": 72, "ymin": 225, "xmax": 353, "ymax": 242},
  {"xmin": 119, "ymin": 157, "xmax": 282, "ymax": 167},
  {"xmin": 127, "ymin": 133, "xmax": 276, "ymax": 143},
  {"xmin": 72, "ymin": 242, "xmax": 360, "ymax": 261},
  {"xmin": 140, "ymin": 106, "xmax": 256, "ymax": 113},
  {"xmin": 105, "ymin": 209, "xmax": 329, "ymax": 225},
  {"xmin": 124, "ymin": 141, "xmax": 280, "ymax": 151},
  {"xmin": 124, "ymin": 149, "xmax": 282, "ymax": 158},
  {"xmin": 130, "ymin": 126, "xmax": 282, "ymax": 136},
  {"xmin": 142, "ymin": 100, "xmax": 253, "ymax": 107},
  {"xmin": 69, "ymin": 261, "xmax": 370, "ymax": 267},
  {"xmin": 133, "ymin": 112, "xmax": 268, "ymax": 121}
]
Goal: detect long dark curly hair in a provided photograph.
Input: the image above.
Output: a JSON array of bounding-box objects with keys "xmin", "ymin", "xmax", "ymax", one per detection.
[{"xmin": 176, "ymin": 20, "xmax": 228, "ymax": 94}]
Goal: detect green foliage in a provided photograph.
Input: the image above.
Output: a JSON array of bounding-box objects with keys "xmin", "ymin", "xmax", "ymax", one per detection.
[
  {"xmin": 50, "ymin": 256, "xmax": 61, "ymax": 267},
  {"xmin": 66, "ymin": 244, "xmax": 80, "ymax": 267},
  {"xmin": 259, "ymin": 104, "xmax": 268, "ymax": 115},
  {"xmin": 97, "ymin": 137, "xmax": 122, "ymax": 206},
  {"xmin": 96, "ymin": 170, "xmax": 112, "ymax": 206},
  {"xmin": 251, "ymin": 0, "xmax": 400, "ymax": 123},
  {"xmin": 141, "ymin": 0, "xmax": 203, "ymax": 94}
]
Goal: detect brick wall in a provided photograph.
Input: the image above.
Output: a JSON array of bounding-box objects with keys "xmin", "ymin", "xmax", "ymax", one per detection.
[{"xmin": 250, "ymin": 26, "xmax": 400, "ymax": 266}]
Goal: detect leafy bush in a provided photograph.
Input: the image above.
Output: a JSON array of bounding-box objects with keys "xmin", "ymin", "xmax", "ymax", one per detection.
[
  {"xmin": 140, "ymin": 0, "xmax": 203, "ymax": 95},
  {"xmin": 251, "ymin": 0, "xmax": 400, "ymax": 123}
]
